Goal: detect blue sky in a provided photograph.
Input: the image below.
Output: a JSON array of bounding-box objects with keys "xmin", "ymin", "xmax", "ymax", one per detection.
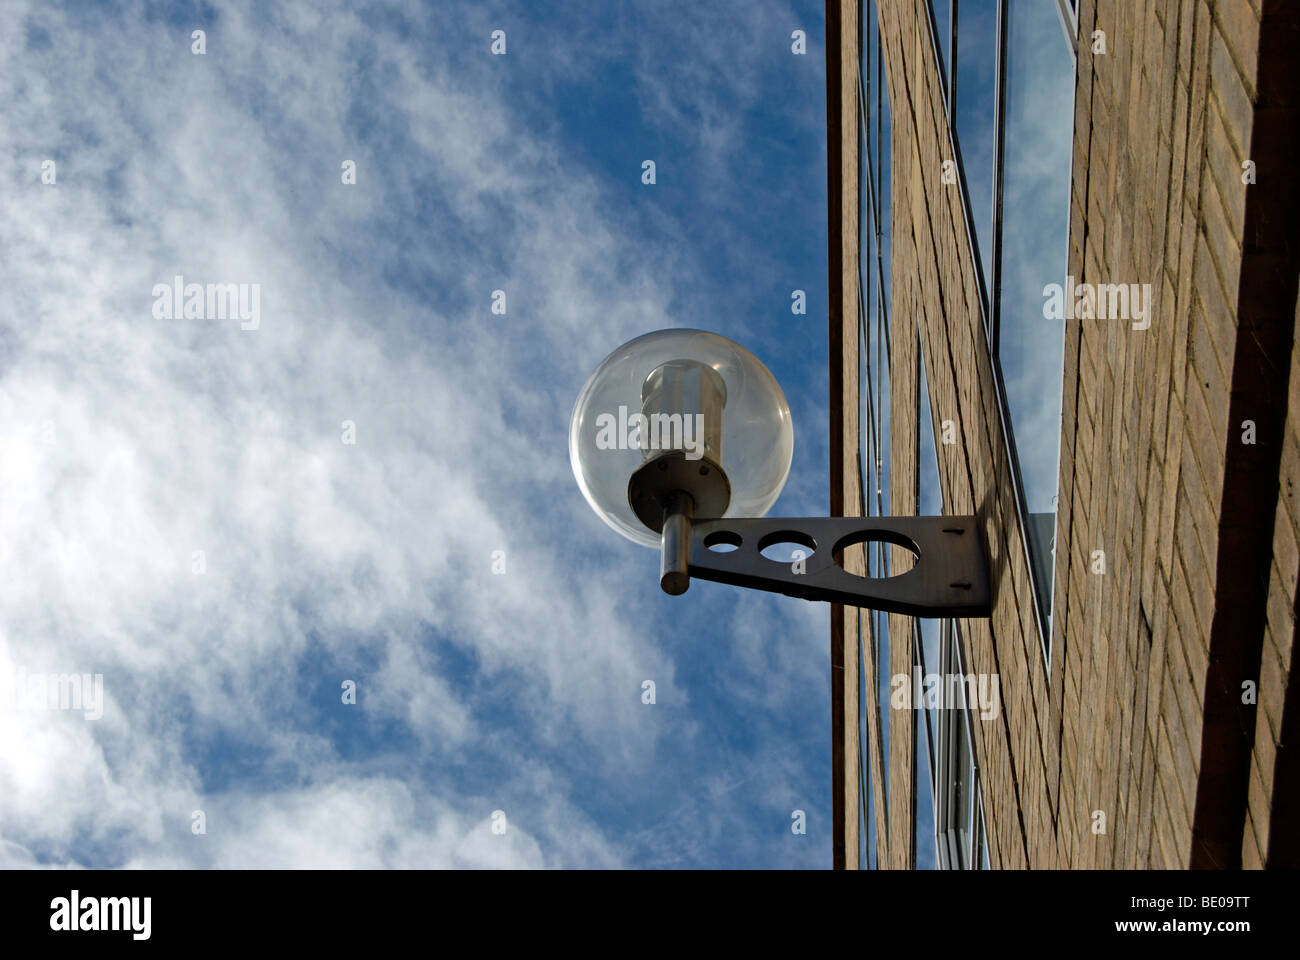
[
  {"xmin": 0, "ymin": 0, "xmax": 1076, "ymax": 871},
  {"xmin": 0, "ymin": 0, "xmax": 836, "ymax": 868}
]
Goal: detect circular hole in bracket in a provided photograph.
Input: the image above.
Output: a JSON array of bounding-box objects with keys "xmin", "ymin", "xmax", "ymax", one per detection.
[
  {"xmin": 757, "ymin": 530, "xmax": 817, "ymax": 563},
  {"xmin": 703, "ymin": 530, "xmax": 742, "ymax": 553},
  {"xmin": 831, "ymin": 529, "xmax": 919, "ymax": 579}
]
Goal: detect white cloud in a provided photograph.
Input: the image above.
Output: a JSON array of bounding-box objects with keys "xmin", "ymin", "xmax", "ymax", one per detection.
[{"xmin": 0, "ymin": 0, "xmax": 714, "ymax": 868}]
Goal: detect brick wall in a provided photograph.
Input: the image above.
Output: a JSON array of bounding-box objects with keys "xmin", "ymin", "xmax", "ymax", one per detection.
[
  {"xmin": 843, "ymin": 0, "xmax": 1300, "ymax": 867},
  {"xmin": 876, "ymin": 0, "xmax": 1055, "ymax": 868}
]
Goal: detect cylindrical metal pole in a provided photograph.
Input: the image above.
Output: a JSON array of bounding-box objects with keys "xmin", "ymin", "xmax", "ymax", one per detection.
[{"xmin": 659, "ymin": 491, "xmax": 694, "ymax": 595}]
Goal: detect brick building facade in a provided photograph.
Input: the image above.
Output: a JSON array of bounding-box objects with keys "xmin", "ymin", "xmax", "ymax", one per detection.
[{"xmin": 828, "ymin": 0, "xmax": 1299, "ymax": 869}]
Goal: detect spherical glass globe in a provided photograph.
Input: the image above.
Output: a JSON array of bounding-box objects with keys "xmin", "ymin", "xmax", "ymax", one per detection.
[{"xmin": 569, "ymin": 328, "xmax": 794, "ymax": 548}]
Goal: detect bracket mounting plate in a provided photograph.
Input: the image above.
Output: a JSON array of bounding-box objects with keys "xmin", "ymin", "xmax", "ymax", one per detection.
[{"xmin": 685, "ymin": 515, "xmax": 991, "ymax": 618}]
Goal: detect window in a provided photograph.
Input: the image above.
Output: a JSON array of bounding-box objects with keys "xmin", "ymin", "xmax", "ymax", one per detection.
[
  {"xmin": 918, "ymin": 0, "xmax": 1077, "ymax": 659},
  {"xmin": 858, "ymin": 0, "xmax": 895, "ymax": 868},
  {"xmin": 934, "ymin": 620, "xmax": 988, "ymax": 869},
  {"xmin": 928, "ymin": 0, "xmax": 954, "ymax": 106},
  {"xmin": 993, "ymin": 0, "xmax": 1074, "ymax": 635},
  {"xmin": 915, "ymin": 328, "xmax": 942, "ymax": 870},
  {"xmin": 845, "ymin": 0, "xmax": 1075, "ymax": 872},
  {"xmin": 953, "ymin": 0, "xmax": 998, "ymax": 296},
  {"xmin": 918, "ymin": 330, "xmax": 988, "ymax": 870}
]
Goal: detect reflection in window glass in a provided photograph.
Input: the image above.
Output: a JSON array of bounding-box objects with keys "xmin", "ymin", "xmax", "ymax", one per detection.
[
  {"xmin": 914, "ymin": 680, "xmax": 937, "ymax": 868},
  {"xmin": 953, "ymin": 0, "xmax": 997, "ymax": 296},
  {"xmin": 915, "ymin": 328, "xmax": 942, "ymax": 869},
  {"xmin": 953, "ymin": 710, "xmax": 973, "ymax": 864},
  {"xmin": 929, "ymin": 0, "xmax": 951, "ymax": 98},
  {"xmin": 918, "ymin": 327, "xmax": 942, "ymax": 521},
  {"xmin": 952, "ymin": 626, "xmax": 974, "ymax": 867},
  {"xmin": 997, "ymin": 0, "xmax": 1074, "ymax": 630},
  {"xmin": 872, "ymin": 359, "xmax": 892, "ymax": 821},
  {"xmin": 860, "ymin": 623, "xmax": 873, "ymax": 868},
  {"xmin": 917, "ymin": 329, "xmax": 942, "ymax": 799},
  {"xmin": 857, "ymin": 0, "xmax": 896, "ymax": 869},
  {"xmin": 980, "ymin": 798, "xmax": 991, "ymax": 868},
  {"xmin": 933, "ymin": 620, "xmax": 987, "ymax": 869},
  {"xmin": 859, "ymin": 0, "xmax": 895, "ymax": 847}
]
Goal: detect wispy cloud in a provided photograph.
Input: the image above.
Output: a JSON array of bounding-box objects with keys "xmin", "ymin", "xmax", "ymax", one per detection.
[{"xmin": 0, "ymin": 0, "xmax": 832, "ymax": 868}]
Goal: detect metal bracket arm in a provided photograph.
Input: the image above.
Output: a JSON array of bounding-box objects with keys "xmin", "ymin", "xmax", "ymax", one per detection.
[{"xmin": 681, "ymin": 515, "xmax": 992, "ymax": 618}]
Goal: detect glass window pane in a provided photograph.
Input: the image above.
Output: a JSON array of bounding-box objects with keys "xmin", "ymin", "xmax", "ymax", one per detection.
[
  {"xmin": 914, "ymin": 666, "xmax": 938, "ymax": 869},
  {"xmin": 873, "ymin": 344, "xmax": 892, "ymax": 807},
  {"xmin": 953, "ymin": 0, "xmax": 998, "ymax": 296},
  {"xmin": 861, "ymin": 0, "xmax": 895, "ymax": 834},
  {"xmin": 857, "ymin": 0, "xmax": 897, "ymax": 869},
  {"xmin": 928, "ymin": 0, "xmax": 952, "ymax": 100},
  {"xmin": 996, "ymin": 0, "xmax": 1074, "ymax": 632},
  {"xmin": 979, "ymin": 791, "xmax": 992, "ymax": 869},
  {"xmin": 954, "ymin": 664, "xmax": 973, "ymax": 866},
  {"xmin": 918, "ymin": 330, "xmax": 942, "ymax": 518},
  {"xmin": 860, "ymin": 611, "xmax": 874, "ymax": 868},
  {"xmin": 917, "ymin": 326, "xmax": 943, "ymax": 870}
]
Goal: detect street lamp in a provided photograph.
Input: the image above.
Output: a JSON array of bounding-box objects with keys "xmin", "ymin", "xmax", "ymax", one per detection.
[{"xmin": 569, "ymin": 328, "xmax": 990, "ymax": 617}]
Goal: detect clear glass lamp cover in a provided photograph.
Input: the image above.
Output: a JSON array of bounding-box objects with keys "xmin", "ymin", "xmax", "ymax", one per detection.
[{"xmin": 569, "ymin": 328, "xmax": 794, "ymax": 548}]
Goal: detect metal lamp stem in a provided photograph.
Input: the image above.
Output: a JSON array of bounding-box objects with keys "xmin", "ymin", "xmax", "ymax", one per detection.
[{"xmin": 659, "ymin": 491, "xmax": 695, "ymax": 595}]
